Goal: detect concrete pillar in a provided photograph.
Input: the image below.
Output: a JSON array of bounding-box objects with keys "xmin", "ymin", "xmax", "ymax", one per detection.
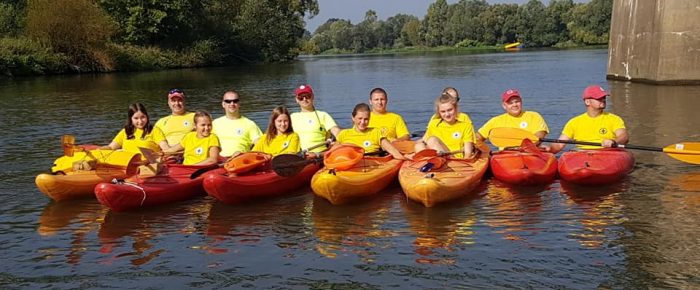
[{"xmin": 607, "ymin": 0, "xmax": 700, "ymax": 84}]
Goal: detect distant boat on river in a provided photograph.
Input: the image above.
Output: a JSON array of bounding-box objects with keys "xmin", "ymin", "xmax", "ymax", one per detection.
[{"xmin": 504, "ymin": 42, "xmax": 524, "ymax": 50}]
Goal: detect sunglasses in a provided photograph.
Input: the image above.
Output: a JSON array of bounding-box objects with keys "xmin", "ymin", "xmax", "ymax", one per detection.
[
  {"xmin": 296, "ymin": 95, "xmax": 312, "ymax": 101},
  {"xmin": 169, "ymin": 89, "xmax": 184, "ymax": 94},
  {"xmin": 223, "ymin": 99, "xmax": 240, "ymax": 104}
]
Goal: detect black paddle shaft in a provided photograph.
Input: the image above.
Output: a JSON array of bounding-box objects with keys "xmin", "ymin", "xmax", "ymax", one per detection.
[{"xmin": 541, "ymin": 138, "xmax": 663, "ymax": 152}]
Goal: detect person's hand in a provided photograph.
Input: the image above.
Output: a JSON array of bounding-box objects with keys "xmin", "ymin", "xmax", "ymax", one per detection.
[
  {"xmin": 305, "ymin": 151, "xmax": 318, "ymax": 159},
  {"xmin": 539, "ymin": 145, "xmax": 551, "ymax": 152},
  {"xmin": 601, "ymin": 139, "xmax": 618, "ymax": 148}
]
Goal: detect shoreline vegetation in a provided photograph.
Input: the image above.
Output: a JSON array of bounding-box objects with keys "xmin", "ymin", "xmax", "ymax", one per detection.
[{"xmin": 1, "ymin": 0, "xmax": 611, "ymax": 78}]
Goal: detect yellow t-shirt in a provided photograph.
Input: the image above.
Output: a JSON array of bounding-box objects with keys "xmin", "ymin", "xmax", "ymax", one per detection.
[
  {"xmin": 154, "ymin": 112, "xmax": 195, "ymax": 145},
  {"xmin": 112, "ymin": 127, "xmax": 166, "ymax": 154},
  {"xmin": 478, "ymin": 111, "xmax": 549, "ymax": 138},
  {"xmin": 180, "ymin": 132, "xmax": 221, "ymax": 165},
  {"xmin": 562, "ymin": 112, "xmax": 626, "ymax": 149},
  {"xmin": 336, "ymin": 127, "xmax": 384, "ymax": 154},
  {"xmin": 212, "ymin": 116, "xmax": 262, "ymax": 157},
  {"xmin": 369, "ymin": 111, "xmax": 410, "ymax": 141},
  {"xmin": 425, "ymin": 117, "xmax": 476, "ymax": 158},
  {"xmin": 251, "ymin": 132, "xmax": 301, "ymax": 156},
  {"xmin": 290, "ymin": 110, "xmax": 338, "ymax": 152}
]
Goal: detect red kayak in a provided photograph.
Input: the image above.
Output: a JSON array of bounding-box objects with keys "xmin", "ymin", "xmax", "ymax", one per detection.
[
  {"xmin": 95, "ymin": 164, "xmax": 209, "ymax": 211},
  {"xmin": 558, "ymin": 148, "xmax": 634, "ymax": 185},
  {"xmin": 490, "ymin": 149, "xmax": 558, "ymax": 185},
  {"xmin": 202, "ymin": 163, "xmax": 320, "ymax": 205}
]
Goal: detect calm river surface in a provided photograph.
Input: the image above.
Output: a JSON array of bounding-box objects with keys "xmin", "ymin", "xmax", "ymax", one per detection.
[{"xmin": 1, "ymin": 49, "xmax": 699, "ymax": 289}]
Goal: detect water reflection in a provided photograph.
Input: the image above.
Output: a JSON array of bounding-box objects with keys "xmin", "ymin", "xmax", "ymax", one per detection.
[
  {"xmin": 484, "ymin": 180, "xmax": 546, "ymax": 243},
  {"xmin": 311, "ymin": 188, "xmax": 396, "ymax": 262},
  {"xmin": 401, "ymin": 195, "xmax": 478, "ymax": 265},
  {"xmin": 37, "ymin": 200, "xmax": 105, "ymax": 264}
]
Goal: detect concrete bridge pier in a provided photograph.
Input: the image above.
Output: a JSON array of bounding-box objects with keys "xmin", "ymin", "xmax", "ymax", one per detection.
[{"xmin": 607, "ymin": 0, "xmax": 700, "ymax": 84}]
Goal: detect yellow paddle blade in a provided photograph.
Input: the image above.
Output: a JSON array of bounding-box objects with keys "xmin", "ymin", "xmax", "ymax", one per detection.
[
  {"xmin": 488, "ymin": 127, "xmax": 539, "ymax": 148},
  {"xmin": 391, "ymin": 140, "xmax": 416, "ymax": 154},
  {"xmin": 663, "ymin": 142, "xmax": 700, "ymax": 165},
  {"xmin": 61, "ymin": 135, "xmax": 76, "ymax": 157}
]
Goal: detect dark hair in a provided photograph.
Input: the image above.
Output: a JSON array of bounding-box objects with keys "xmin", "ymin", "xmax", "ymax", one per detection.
[
  {"xmin": 352, "ymin": 103, "xmax": 371, "ymax": 117},
  {"xmin": 265, "ymin": 106, "xmax": 293, "ymax": 143},
  {"xmin": 124, "ymin": 103, "xmax": 152, "ymax": 140},
  {"xmin": 369, "ymin": 87, "xmax": 387, "ymax": 98},
  {"xmin": 194, "ymin": 110, "xmax": 213, "ymax": 124}
]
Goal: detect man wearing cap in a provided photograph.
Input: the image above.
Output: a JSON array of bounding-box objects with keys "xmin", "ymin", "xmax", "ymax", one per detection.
[
  {"xmin": 368, "ymin": 87, "xmax": 410, "ymax": 141},
  {"xmin": 155, "ymin": 89, "xmax": 196, "ymax": 145},
  {"xmin": 290, "ymin": 84, "xmax": 340, "ymax": 154},
  {"xmin": 212, "ymin": 90, "xmax": 262, "ymax": 158},
  {"xmin": 476, "ymin": 89, "xmax": 549, "ymax": 146},
  {"xmin": 548, "ymin": 85, "xmax": 629, "ymax": 153}
]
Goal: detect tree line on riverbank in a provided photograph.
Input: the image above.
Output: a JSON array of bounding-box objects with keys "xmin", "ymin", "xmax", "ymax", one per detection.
[
  {"xmin": 302, "ymin": 0, "xmax": 612, "ymax": 54},
  {"xmin": 0, "ymin": 0, "xmax": 319, "ymax": 76}
]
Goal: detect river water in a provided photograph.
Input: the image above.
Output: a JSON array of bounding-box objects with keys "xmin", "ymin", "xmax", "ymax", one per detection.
[{"xmin": 1, "ymin": 49, "xmax": 699, "ymax": 288}]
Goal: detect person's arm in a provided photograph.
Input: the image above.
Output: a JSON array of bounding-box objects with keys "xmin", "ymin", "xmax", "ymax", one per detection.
[
  {"xmin": 381, "ymin": 138, "xmax": 406, "ymax": 160},
  {"xmin": 196, "ymin": 146, "xmax": 221, "ymax": 166},
  {"xmin": 463, "ymin": 142, "xmax": 475, "ymax": 159},
  {"xmin": 158, "ymin": 140, "xmax": 171, "ymax": 151},
  {"xmin": 475, "ymin": 132, "xmax": 486, "ymax": 143},
  {"xmin": 101, "ymin": 141, "xmax": 120, "ymax": 150},
  {"xmin": 329, "ymin": 126, "xmax": 341, "ymax": 137},
  {"xmin": 163, "ymin": 143, "xmax": 184, "ymax": 154},
  {"xmin": 603, "ymin": 128, "xmax": 629, "ymax": 148},
  {"xmin": 547, "ymin": 134, "xmax": 570, "ymax": 153},
  {"xmin": 533, "ymin": 130, "xmax": 547, "ymax": 145}
]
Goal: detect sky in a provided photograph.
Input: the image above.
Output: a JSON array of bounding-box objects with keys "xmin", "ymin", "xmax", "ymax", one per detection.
[{"xmin": 305, "ymin": 0, "xmax": 581, "ymax": 32}]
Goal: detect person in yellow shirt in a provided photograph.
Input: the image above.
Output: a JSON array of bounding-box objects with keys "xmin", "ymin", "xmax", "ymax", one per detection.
[
  {"xmin": 548, "ymin": 85, "xmax": 629, "ymax": 153},
  {"xmin": 476, "ymin": 89, "xmax": 549, "ymax": 146},
  {"xmin": 416, "ymin": 93, "xmax": 476, "ymax": 159},
  {"xmin": 426, "ymin": 87, "xmax": 473, "ymax": 129},
  {"xmin": 335, "ymin": 103, "xmax": 407, "ymax": 159},
  {"xmin": 290, "ymin": 84, "xmax": 341, "ymax": 155},
  {"xmin": 165, "ymin": 111, "xmax": 221, "ymax": 165},
  {"xmin": 102, "ymin": 103, "xmax": 170, "ymax": 154},
  {"xmin": 252, "ymin": 106, "xmax": 301, "ymax": 156},
  {"xmin": 212, "ymin": 91, "xmax": 263, "ymax": 158},
  {"xmin": 367, "ymin": 87, "xmax": 410, "ymax": 141},
  {"xmin": 154, "ymin": 89, "xmax": 195, "ymax": 145}
]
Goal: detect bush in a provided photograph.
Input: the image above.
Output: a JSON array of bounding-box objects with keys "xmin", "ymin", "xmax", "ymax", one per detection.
[
  {"xmin": 455, "ymin": 39, "xmax": 484, "ymax": 48},
  {"xmin": 0, "ymin": 37, "xmax": 69, "ymax": 76}
]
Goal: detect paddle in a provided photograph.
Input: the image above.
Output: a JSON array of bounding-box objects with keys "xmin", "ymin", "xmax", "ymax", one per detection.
[
  {"xmin": 61, "ymin": 135, "xmax": 76, "ymax": 157},
  {"xmin": 489, "ymin": 127, "xmax": 700, "ymax": 165},
  {"xmin": 390, "ymin": 131, "xmax": 426, "ymax": 154},
  {"xmin": 270, "ymin": 141, "xmax": 331, "ymax": 177},
  {"xmin": 413, "ymin": 148, "xmax": 464, "ymax": 172}
]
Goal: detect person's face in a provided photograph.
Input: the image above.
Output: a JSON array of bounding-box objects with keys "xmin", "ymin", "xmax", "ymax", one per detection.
[
  {"xmin": 369, "ymin": 92, "xmax": 387, "ymax": 113},
  {"xmin": 275, "ymin": 114, "xmax": 290, "ymax": 133},
  {"xmin": 585, "ymin": 97, "xmax": 607, "ymax": 110},
  {"xmin": 222, "ymin": 94, "xmax": 240, "ymax": 114},
  {"xmin": 296, "ymin": 93, "xmax": 314, "ymax": 109},
  {"xmin": 502, "ymin": 96, "xmax": 523, "ymax": 116},
  {"xmin": 353, "ymin": 110, "xmax": 370, "ymax": 131},
  {"xmin": 195, "ymin": 116, "xmax": 212, "ymax": 137},
  {"xmin": 131, "ymin": 111, "xmax": 148, "ymax": 129},
  {"xmin": 438, "ymin": 102, "xmax": 457, "ymax": 123},
  {"xmin": 168, "ymin": 96, "xmax": 186, "ymax": 115}
]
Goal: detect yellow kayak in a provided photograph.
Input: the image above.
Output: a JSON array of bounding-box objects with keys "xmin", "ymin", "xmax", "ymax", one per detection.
[
  {"xmin": 399, "ymin": 144, "xmax": 490, "ymax": 207},
  {"xmin": 311, "ymin": 155, "xmax": 403, "ymax": 205},
  {"xmin": 36, "ymin": 149, "xmax": 140, "ymax": 201}
]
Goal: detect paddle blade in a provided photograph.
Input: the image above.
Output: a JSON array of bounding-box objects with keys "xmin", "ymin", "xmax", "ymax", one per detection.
[
  {"xmin": 520, "ymin": 138, "xmax": 548, "ymax": 161},
  {"xmin": 664, "ymin": 142, "xmax": 700, "ymax": 165},
  {"xmin": 61, "ymin": 135, "xmax": 75, "ymax": 157},
  {"xmin": 413, "ymin": 149, "xmax": 438, "ymax": 160},
  {"xmin": 272, "ymin": 154, "xmax": 311, "ymax": 177},
  {"xmin": 138, "ymin": 147, "xmax": 160, "ymax": 164},
  {"xmin": 489, "ymin": 127, "xmax": 539, "ymax": 148},
  {"xmin": 392, "ymin": 140, "xmax": 416, "ymax": 154}
]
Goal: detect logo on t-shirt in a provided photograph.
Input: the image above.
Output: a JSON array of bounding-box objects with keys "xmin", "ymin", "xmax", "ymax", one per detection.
[
  {"xmin": 236, "ymin": 128, "xmax": 243, "ymax": 135},
  {"xmin": 308, "ymin": 119, "xmax": 313, "ymax": 124},
  {"xmin": 283, "ymin": 141, "xmax": 289, "ymax": 148},
  {"xmin": 195, "ymin": 147, "xmax": 204, "ymax": 155},
  {"xmin": 183, "ymin": 121, "xmax": 190, "ymax": 127},
  {"xmin": 452, "ymin": 132, "xmax": 461, "ymax": 139},
  {"xmin": 520, "ymin": 121, "xmax": 528, "ymax": 128},
  {"xmin": 599, "ymin": 128, "xmax": 608, "ymax": 135},
  {"xmin": 363, "ymin": 140, "xmax": 372, "ymax": 148}
]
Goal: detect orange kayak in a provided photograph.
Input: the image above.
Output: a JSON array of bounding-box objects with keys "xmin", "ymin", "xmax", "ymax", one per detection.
[
  {"xmin": 490, "ymin": 149, "xmax": 557, "ymax": 185},
  {"xmin": 558, "ymin": 148, "xmax": 634, "ymax": 185},
  {"xmin": 399, "ymin": 144, "xmax": 490, "ymax": 207},
  {"xmin": 311, "ymin": 155, "xmax": 403, "ymax": 205}
]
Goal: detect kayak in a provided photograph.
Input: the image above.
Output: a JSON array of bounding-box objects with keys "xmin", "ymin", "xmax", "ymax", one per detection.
[
  {"xmin": 203, "ymin": 163, "xmax": 320, "ymax": 205},
  {"xmin": 558, "ymin": 148, "xmax": 635, "ymax": 185},
  {"xmin": 489, "ymin": 149, "xmax": 558, "ymax": 185},
  {"xmin": 94, "ymin": 164, "xmax": 209, "ymax": 211},
  {"xmin": 36, "ymin": 148, "xmax": 140, "ymax": 201},
  {"xmin": 311, "ymin": 155, "xmax": 403, "ymax": 205},
  {"xmin": 399, "ymin": 144, "xmax": 490, "ymax": 207}
]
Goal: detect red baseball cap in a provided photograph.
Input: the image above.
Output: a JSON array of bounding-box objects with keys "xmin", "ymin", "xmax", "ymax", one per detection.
[
  {"xmin": 168, "ymin": 89, "xmax": 185, "ymax": 100},
  {"xmin": 295, "ymin": 84, "xmax": 314, "ymax": 96},
  {"xmin": 501, "ymin": 89, "xmax": 521, "ymax": 102},
  {"xmin": 582, "ymin": 85, "xmax": 609, "ymax": 100}
]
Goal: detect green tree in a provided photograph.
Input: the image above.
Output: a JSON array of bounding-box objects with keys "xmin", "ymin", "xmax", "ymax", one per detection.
[
  {"xmin": 26, "ymin": 0, "xmax": 114, "ymax": 69},
  {"xmin": 479, "ymin": 3, "xmax": 519, "ymax": 44},
  {"xmin": 328, "ymin": 19, "xmax": 353, "ymax": 51},
  {"xmin": 423, "ymin": 0, "xmax": 449, "ymax": 46},
  {"xmin": 401, "ymin": 18, "xmax": 422, "ymax": 47},
  {"xmin": 385, "ymin": 14, "xmax": 418, "ymax": 48},
  {"xmin": 447, "ymin": 0, "xmax": 488, "ymax": 45},
  {"xmin": 567, "ymin": 0, "xmax": 612, "ymax": 44},
  {"xmin": 0, "ymin": 0, "xmax": 25, "ymax": 37}
]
